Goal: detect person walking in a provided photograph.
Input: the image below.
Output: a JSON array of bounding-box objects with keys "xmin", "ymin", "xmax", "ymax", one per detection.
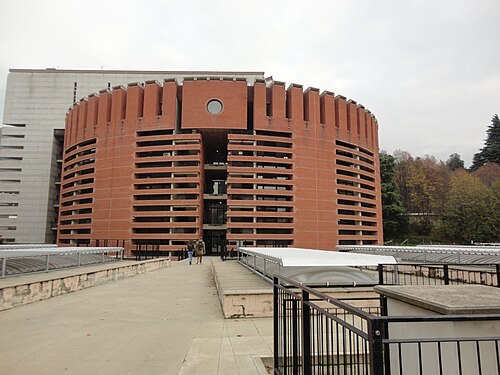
[
  {"xmin": 221, "ymin": 240, "xmax": 228, "ymax": 261},
  {"xmin": 195, "ymin": 237, "xmax": 205, "ymax": 264},
  {"xmin": 186, "ymin": 240, "xmax": 195, "ymax": 265}
]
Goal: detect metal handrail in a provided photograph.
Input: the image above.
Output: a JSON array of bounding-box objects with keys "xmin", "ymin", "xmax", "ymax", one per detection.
[
  {"xmin": 237, "ymin": 247, "xmax": 282, "ymax": 281},
  {"xmin": 0, "ymin": 247, "xmax": 123, "ymax": 278},
  {"xmin": 339, "ymin": 245, "xmax": 500, "ymax": 264}
]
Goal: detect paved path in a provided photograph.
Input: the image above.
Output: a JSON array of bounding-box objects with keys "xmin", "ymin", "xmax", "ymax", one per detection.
[{"xmin": 0, "ymin": 259, "xmax": 272, "ymax": 375}]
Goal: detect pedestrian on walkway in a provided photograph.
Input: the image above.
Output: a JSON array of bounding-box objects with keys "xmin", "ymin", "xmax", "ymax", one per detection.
[
  {"xmin": 186, "ymin": 240, "xmax": 195, "ymax": 265},
  {"xmin": 195, "ymin": 237, "xmax": 205, "ymax": 264}
]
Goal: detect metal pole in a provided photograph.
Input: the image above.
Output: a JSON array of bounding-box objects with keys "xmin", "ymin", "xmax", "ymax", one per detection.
[
  {"xmin": 496, "ymin": 264, "xmax": 500, "ymax": 288},
  {"xmin": 273, "ymin": 276, "xmax": 279, "ymax": 372},
  {"xmin": 78, "ymin": 253, "xmax": 81, "ymax": 266},
  {"xmin": 1, "ymin": 257, "xmax": 6, "ymax": 277},
  {"xmin": 101, "ymin": 251, "xmax": 105, "ymax": 264},
  {"xmin": 45, "ymin": 255, "xmax": 50, "ymax": 272},
  {"xmin": 301, "ymin": 289, "xmax": 312, "ymax": 375},
  {"xmin": 443, "ymin": 264, "xmax": 450, "ymax": 285},
  {"xmin": 292, "ymin": 299, "xmax": 299, "ymax": 375},
  {"xmin": 378, "ymin": 264, "xmax": 384, "ymax": 285},
  {"xmin": 369, "ymin": 318, "xmax": 386, "ymax": 375}
]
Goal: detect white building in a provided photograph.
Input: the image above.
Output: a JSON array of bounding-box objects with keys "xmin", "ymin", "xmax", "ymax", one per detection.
[{"xmin": 0, "ymin": 68, "xmax": 264, "ymax": 244}]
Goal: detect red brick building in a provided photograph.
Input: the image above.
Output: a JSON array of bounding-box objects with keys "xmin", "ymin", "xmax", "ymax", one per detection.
[{"xmin": 58, "ymin": 76, "xmax": 383, "ymax": 255}]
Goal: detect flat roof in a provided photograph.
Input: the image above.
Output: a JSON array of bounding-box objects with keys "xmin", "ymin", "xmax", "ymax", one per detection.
[{"xmin": 9, "ymin": 68, "xmax": 265, "ymax": 75}]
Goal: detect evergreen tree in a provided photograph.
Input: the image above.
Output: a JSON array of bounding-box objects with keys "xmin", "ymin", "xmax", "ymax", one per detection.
[
  {"xmin": 471, "ymin": 114, "xmax": 500, "ymax": 170},
  {"xmin": 380, "ymin": 153, "xmax": 407, "ymax": 240},
  {"xmin": 446, "ymin": 153, "xmax": 465, "ymax": 171}
]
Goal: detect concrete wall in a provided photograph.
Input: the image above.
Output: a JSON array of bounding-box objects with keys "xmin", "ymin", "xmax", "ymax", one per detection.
[
  {"xmin": 0, "ymin": 258, "xmax": 170, "ymax": 311},
  {"xmin": 385, "ymin": 294, "xmax": 500, "ymax": 374}
]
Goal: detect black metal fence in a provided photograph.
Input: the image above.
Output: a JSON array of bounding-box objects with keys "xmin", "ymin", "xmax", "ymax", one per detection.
[
  {"xmin": 274, "ymin": 274, "xmax": 500, "ymax": 375},
  {"xmin": 375, "ymin": 263, "xmax": 500, "ymax": 288},
  {"xmin": 76, "ymin": 239, "xmax": 187, "ymax": 261}
]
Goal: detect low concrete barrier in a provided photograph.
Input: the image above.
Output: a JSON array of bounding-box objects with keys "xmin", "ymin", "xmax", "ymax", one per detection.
[
  {"xmin": 0, "ymin": 258, "xmax": 170, "ymax": 311},
  {"xmin": 211, "ymin": 259, "xmax": 273, "ymax": 318},
  {"xmin": 211, "ymin": 258, "xmax": 380, "ymax": 319}
]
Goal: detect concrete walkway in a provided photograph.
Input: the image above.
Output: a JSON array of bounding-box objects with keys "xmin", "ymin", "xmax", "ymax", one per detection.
[{"xmin": 0, "ymin": 259, "xmax": 273, "ymax": 375}]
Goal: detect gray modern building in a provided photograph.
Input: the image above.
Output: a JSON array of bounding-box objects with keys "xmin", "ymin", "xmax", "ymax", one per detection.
[{"xmin": 0, "ymin": 69, "xmax": 264, "ymax": 244}]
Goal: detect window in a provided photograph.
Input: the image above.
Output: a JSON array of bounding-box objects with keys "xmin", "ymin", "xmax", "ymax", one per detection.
[{"xmin": 207, "ymin": 99, "xmax": 223, "ymax": 115}]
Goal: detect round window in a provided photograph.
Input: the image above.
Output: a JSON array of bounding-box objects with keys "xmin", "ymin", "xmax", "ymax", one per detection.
[{"xmin": 207, "ymin": 99, "xmax": 223, "ymax": 115}]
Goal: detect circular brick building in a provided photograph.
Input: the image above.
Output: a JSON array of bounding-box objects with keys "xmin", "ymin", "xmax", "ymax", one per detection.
[{"xmin": 58, "ymin": 76, "xmax": 383, "ymax": 255}]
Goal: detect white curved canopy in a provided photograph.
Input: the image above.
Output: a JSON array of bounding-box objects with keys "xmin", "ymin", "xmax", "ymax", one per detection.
[{"xmin": 240, "ymin": 247, "xmax": 397, "ymax": 267}]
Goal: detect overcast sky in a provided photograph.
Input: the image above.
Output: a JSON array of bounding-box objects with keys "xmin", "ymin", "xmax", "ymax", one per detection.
[{"xmin": 1, "ymin": 0, "xmax": 499, "ymax": 166}]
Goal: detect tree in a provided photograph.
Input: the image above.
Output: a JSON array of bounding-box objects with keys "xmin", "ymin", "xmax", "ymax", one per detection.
[
  {"xmin": 393, "ymin": 150, "xmax": 413, "ymax": 210},
  {"xmin": 380, "ymin": 152, "xmax": 407, "ymax": 240},
  {"xmin": 417, "ymin": 155, "xmax": 451, "ymax": 215},
  {"xmin": 438, "ymin": 171, "xmax": 499, "ymax": 243},
  {"xmin": 406, "ymin": 159, "xmax": 436, "ymax": 215},
  {"xmin": 392, "ymin": 152, "xmax": 451, "ymax": 236},
  {"xmin": 472, "ymin": 162, "xmax": 500, "ymax": 187},
  {"xmin": 405, "ymin": 158, "xmax": 437, "ymax": 235},
  {"xmin": 471, "ymin": 114, "xmax": 500, "ymax": 170},
  {"xmin": 446, "ymin": 153, "xmax": 465, "ymax": 171}
]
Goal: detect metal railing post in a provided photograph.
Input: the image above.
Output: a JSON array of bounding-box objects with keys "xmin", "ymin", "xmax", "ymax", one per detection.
[
  {"xmin": 292, "ymin": 299, "xmax": 299, "ymax": 375},
  {"xmin": 1, "ymin": 258, "xmax": 6, "ymax": 277},
  {"xmin": 443, "ymin": 264, "xmax": 450, "ymax": 285},
  {"xmin": 369, "ymin": 318, "xmax": 386, "ymax": 375},
  {"xmin": 273, "ymin": 276, "xmax": 279, "ymax": 373},
  {"xmin": 496, "ymin": 264, "xmax": 500, "ymax": 288},
  {"xmin": 78, "ymin": 253, "xmax": 81, "ymax": 266},
  {"xmin": 301, "ymin": 289, "xmax": 312, "ymax": 375},
  {"xmin": 378, "ymin": 264, "xmax": 384, "ymax": 285},
  {"xmin": 101, "ymin": 251, "xmax": 105, "ymax": 264},
  {"xmin": 45, "ymin": 255, "xmax": 50, "ymax": 272}
]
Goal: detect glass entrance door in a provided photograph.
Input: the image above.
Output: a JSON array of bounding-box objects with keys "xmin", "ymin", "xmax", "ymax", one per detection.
[{"xmin": 204, "ymin": 231, "xmax": 226, "ymax": 255}]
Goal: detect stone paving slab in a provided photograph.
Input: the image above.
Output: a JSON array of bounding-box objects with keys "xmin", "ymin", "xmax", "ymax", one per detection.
[{"xmin": 0, "ymin": 258, "xmax": 272, "ymax": 375}]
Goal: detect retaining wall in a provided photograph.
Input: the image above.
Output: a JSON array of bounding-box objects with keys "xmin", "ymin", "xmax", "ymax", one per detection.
[{"xmin": 0, "ymin": 258, "xmax": 170, "ymax": 311}]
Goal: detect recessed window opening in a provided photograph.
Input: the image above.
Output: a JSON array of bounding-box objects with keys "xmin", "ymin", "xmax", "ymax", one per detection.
[{"xmin": 207, "ymin": 99, "xmax": 223, "ymax": 115}]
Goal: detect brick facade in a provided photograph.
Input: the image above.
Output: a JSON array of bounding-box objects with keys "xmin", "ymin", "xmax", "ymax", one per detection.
[{"xmin": 58, "ymin": 76, "xmax": 383, "ymax": 255}]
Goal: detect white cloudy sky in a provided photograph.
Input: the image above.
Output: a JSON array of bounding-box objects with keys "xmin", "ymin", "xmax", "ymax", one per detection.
[{"xmin": 1, "ymin": 0, "xmax": 499, "ymax": 166}]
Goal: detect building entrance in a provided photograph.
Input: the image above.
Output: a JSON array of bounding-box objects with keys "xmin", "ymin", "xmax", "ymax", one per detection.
[{"xmin": 204, "ymin": 231, "xmax": 226, "ymax": 255}]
